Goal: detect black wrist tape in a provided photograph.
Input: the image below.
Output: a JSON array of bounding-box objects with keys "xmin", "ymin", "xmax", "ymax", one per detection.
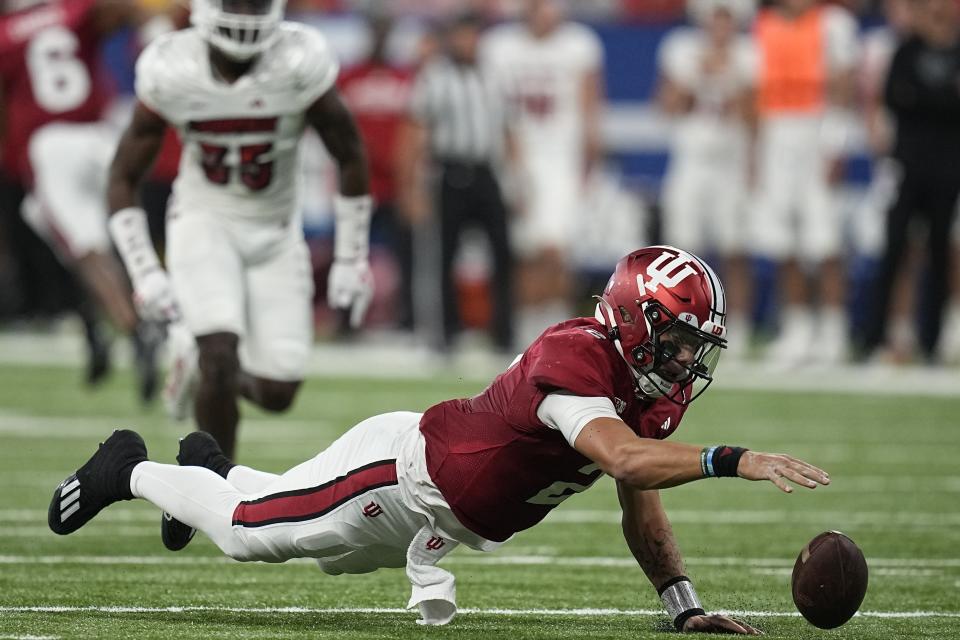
[
  {"xmin": 712, "ymin": 446, "xmax": 747, "ymax": 478},
  {"xmin": 674, "ymin": 607, "xmax": 706, "ymax": 631}
]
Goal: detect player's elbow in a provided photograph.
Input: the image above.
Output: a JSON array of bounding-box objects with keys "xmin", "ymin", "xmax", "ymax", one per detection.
[{"xmin": 605, "ymin": 444, "xmax": 658, "ymax": 490}]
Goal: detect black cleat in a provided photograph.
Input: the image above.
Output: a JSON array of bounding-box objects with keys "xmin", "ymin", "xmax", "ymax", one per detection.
[
  {"xmin": 160, "ymin": 432, "xmax": 235, "ymax": 551},
  {"xmin": 48, "ymin": 430, "xmax": 147, "ymax": 535},
  {"xmin": 177, "ymin": 431, "xmax": 236, "ymax": 476},
  {"xmin": 160, "ymin": 511, "xmax": 196, "ymax": 551}
]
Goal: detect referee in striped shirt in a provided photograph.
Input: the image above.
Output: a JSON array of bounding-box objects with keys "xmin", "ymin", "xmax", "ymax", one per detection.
[{"xmin": 399, "ymin": 12, "xmax": 514, "ymax": 352}]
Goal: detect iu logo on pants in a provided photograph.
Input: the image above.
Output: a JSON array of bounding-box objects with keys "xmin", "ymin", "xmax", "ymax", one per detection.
[
  {"xmin": 425, "ymin": 536, "xmax": 445, "ymax": 551},
  {"xmin": 362, "ymin": 501, "xmax": 384, "ymax": 518}
]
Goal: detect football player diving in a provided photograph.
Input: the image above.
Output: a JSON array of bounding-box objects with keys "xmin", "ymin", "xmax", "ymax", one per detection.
[{"xmin": 49, "ymin": 247, "xmax": 829, "ymax": 634}]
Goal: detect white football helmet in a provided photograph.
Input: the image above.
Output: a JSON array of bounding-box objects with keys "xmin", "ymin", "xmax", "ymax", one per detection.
[
  {"xmin": 687, "ymin": 0, "xmax": 757, "ymax": 27},
  {"xmin": 192, "ymin": 0, "xmax": 286, "ymax": 61}
]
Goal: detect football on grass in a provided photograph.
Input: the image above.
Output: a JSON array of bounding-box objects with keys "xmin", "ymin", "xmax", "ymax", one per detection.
[{"xmin": 791, "ymin": 531, "xmax": 869, "ymax": 629}]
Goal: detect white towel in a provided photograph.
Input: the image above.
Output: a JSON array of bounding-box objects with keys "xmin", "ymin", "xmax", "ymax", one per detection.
[{"xmin": 405, "ymin": 525, "xmax": 459, "ymax": 625}]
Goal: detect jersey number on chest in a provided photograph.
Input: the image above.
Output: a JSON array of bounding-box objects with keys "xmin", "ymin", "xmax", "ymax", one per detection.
[
  {"xmin": 526, "ymin": 463, "xmax": 603, "ymax": 506},
  {"xmin": 26, "ymin": 26, "xmax": 92, "ymax": 114},
  {"xmin": 191, "ymin": 118, "xmax": 279, "ymax": 192},
  {"xmin": 199, "ymin": 142, "xmax": 274, "ymax": 191}
]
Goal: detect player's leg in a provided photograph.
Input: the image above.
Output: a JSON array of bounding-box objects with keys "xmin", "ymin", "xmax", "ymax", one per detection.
[
  {"xmin": 231, "ymin": 412, "xmax": 427, "ymax": 564},
  {"xmin": 47, "ymin": 431, "xmax": 256, "ymax": 561},
  {"xmin": 917, "ymin": 180, "xmax": 960, "ymax": 360},
  {"xmin": 861, "ymin": 174, "xmax": 918, "ymax": 356},
  {"xmin": 437, "ymin": 166, "xmax": 467, "ymax": 350},
  {"xmin": 473, "ymin": 168, "xmax": 514, "ymax": 352},
  {"xmin": 753, "ymin": 120, "xmax": 810, "ymax": 366},
  {"xmin": 161, "ymin": 430, "xmax": 279, "ymax": 551},
  {"xmin": 194, "ymin": 332, "xmax": 243, "ymax": 457},
  {"xmin": 660, "ymin": 157, "xmax": 706, "ymax": 254},
  {"xmin": 238, "ymin": 231, "xmax": 312, "ymax": 412},
  {"xmin": 801, "ymin": 160, "xmax": 847, "ymax": 365},
  {"xmin": 166, "ymin": 210, "xmax": 246, "ymax": 456},
  {"xmin": 712, "ymin": 164, "xmax": 753, "ymax": 360},
  {"xmin": 27, "ymin": 122, "xmax": 161, "ymax": 399}
]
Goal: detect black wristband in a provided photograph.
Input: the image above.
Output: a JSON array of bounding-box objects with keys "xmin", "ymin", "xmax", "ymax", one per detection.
[
  {"xmin": 712, "ymin": 445, "xmax": 747, "ymax": 478},
  {"xmin": 658, "ymin": 576, "xmax": 704, "ymax": 631},
  {"xmin": 657, "ymin": 575, "xmax": 692, "ymax": 596},
  {"xmin": 674, "ymin": 607, "xmax": 706, "ymax": 631}
]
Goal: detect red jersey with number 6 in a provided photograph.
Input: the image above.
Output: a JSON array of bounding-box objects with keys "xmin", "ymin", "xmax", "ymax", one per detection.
[
  {"xmin": 420, "ymin": 317, "xmax": 689, "ymax": 543},
  {"xmin": 0, "ymin": 0, "xmax": 111, "ymax": 182},
  {"xmin": 134, "ymin": 23, "xmax": 339, "ymax": 224}
]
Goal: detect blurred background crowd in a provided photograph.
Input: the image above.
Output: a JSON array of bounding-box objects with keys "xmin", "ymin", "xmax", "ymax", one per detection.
[{"xmin": 1, "ymin": 0, "xmax": 959, "ymax": 396}]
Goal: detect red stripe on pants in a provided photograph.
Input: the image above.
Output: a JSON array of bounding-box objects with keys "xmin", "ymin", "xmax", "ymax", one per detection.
[{"xmin": 232, "ymin": 459, "xmax": 398, "ymax": 528}]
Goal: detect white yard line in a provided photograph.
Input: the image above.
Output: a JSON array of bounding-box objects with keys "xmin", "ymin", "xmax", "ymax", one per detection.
[
  {"xmin": 0, "ymin": 605, "xmax": 957, "ymax": 619},
  {"xmin": 1, "ymin": 554, "xmax": 959, "ymax": 570}
]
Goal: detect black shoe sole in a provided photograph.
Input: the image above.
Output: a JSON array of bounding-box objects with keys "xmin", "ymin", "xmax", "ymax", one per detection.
[{"xmin": 160, "ymin": 512, "xmax": 196, "ymax": 551}]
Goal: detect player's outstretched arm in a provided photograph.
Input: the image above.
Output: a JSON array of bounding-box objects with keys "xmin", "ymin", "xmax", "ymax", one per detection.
[
  {"xmin": 574, "ymin": 418, "xmax": 829, "ymax": 493},
  {"xmin": 618, "ymin": 484, "xmax": 759, "ymax": 635},
  {"xmin": 106, "ymin": 103, "xmax": 177, "ymax": 323},
  {"xmin": 308, "ymin": 88, "xmax": 374, "ymax": 328}
]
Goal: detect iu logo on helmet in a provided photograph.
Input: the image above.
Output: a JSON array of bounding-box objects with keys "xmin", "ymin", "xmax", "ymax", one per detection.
[
  {"xmin": 637, "ymin": 251, "xmax": 697, "ymax": 295},
  {"xmin": 425, "ymin": 536, "xmax": 446, "ymax": 551}
]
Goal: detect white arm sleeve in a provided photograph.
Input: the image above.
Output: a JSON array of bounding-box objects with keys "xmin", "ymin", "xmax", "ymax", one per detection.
[{"xmin": 537, "ymin": 393, "xmax": 621, "ymax": 447}]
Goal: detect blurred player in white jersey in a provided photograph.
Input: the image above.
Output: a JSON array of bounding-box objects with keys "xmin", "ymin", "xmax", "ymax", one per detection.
[
  {"xmin": 750, "ymin": 0, "xmax": 859, "ymax": 368},
  {"xmin": 105, "ymin": 0, "xmax": 372, "ymax": 550},
  {"xmin": 656, "ymin": 0, "xmax": 756, "ymax": 359},
  {"xmin": 481, "ymin": 0, "xmax": 605, "ymax": 344}
]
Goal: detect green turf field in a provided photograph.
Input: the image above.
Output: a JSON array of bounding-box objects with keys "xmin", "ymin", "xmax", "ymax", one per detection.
[{"xmin": 0, "ymin": 363, "xmax": 958, "ymax": 639}]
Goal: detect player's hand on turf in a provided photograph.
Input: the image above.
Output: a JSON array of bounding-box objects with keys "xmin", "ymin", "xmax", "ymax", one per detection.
[
  {"xmin": 682, "ymin": 614, "xmax": 761, "ymax": 635},
  {"xmin": 737, "ymin": 451, "xmax": 830, "ymax": 494},
  {"xmin": 133, "ymin": 269, "xmax": 180, "ymax": 323},
  {"xmin": 327, "ymin": 259, "xmax": 374, "ymax": 328}
]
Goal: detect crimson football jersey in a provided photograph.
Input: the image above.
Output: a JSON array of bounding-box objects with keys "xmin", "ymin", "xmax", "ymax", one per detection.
[
  {"xmin": 338, "ymin": 62, "xmax": 413, "ymax": 204},
  {"xmin": 420, "ymin": 317, "xmax": 689, "ymax": 542},
  {"xmin": 0, "ymin": 0, "xmax": 111, "ymax": 182}
]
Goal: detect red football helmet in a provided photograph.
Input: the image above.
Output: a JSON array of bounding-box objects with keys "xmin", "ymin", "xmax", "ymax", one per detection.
[{"xmin": 595, "ymin": 246, "xmax": 727, "ymax": 405}]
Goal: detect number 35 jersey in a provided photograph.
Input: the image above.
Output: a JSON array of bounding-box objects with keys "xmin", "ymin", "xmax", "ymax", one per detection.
[
  {"xmin": 419, "ymin": 317, "xmax": 689, "ymax": 543},
  {"xmin": 135, "ymin": 24, "xmax": 339, "ymax": 223}
]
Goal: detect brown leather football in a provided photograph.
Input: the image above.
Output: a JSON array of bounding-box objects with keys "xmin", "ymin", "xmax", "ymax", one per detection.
[{"xmin": 792, "ymin": 531, "xmax": 869, "ymax": 629}]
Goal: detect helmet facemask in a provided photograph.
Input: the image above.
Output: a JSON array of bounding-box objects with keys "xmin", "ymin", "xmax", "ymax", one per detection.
[
  {"xmin": 597, "ymin": 297, "xmax": 725, "ymax": 405},
  {"xmin": 193, "ymin": 0, "xmax": 285, "ymax": 61},
  {"xmin": 629, "ymin": 302, "xmax": 725, "ymax": 405}
]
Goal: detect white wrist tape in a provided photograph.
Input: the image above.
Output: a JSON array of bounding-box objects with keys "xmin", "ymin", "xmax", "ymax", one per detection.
[
  {"xmin": 108, "ymin": 207, "xmax": 162, "ymax": 284},
  {"xmin": 333, "ymin": 194, "xmax": 373, "ymax": 261},
  {"xmin": 659, "ymin": 577, "xmax": 704, "ymax": 630}
]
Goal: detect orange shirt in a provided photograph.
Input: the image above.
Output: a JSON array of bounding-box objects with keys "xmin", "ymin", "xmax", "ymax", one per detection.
[{"xmin": 755, "ymin": 6, "xmax": 827, "ymax": 115}]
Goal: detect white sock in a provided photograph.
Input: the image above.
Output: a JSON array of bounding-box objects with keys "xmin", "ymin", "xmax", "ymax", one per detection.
[
  {"xmin": 130, "ymin": 461, "xmax": 245, "ymax": 557},
  {"xmin": 226, "ymin": 465, "xmax": 280, "ymax": 495}
]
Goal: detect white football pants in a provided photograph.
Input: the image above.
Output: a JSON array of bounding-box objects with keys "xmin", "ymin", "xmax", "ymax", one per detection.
[{"xmin": 128, "ymin": 413, "xmax": 460, "ymax": 624}]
